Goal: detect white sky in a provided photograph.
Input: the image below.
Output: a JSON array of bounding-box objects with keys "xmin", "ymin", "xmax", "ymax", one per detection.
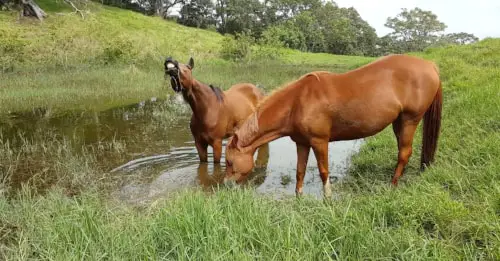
[{"xmin": 334, "ymin": 0, "xmax": 500, "ymax": 39}]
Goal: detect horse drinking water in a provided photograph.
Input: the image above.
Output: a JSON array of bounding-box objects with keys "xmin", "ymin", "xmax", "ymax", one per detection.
[
  {"xmin": 164, "ymin": 57, "xmax": 266, "ymax": 164},
  {"xmin": 224, "ymin": 54, "xmax": 442, "ymax": 197}
]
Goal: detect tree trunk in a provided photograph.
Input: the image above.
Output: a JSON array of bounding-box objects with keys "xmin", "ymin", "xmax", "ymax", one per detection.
[{"xmin": 20, "ymin": 0, "xmax": 47, "ymax": 20}]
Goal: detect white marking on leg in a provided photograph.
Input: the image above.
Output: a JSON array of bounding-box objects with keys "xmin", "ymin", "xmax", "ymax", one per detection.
[{"xmin": 323, "ymin": 179, "xmax": 332, "ymax": 198}]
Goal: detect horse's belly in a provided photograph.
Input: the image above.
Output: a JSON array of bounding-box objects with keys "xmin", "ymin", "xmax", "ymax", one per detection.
[{"xmin": 331, "ymin": 111, "xmax": 399, "ymax": 141}]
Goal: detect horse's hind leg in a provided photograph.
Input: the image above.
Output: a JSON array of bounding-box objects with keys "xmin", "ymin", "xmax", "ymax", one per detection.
[
  {"xmin": 392, "ymin": 119, "xmax": 419, "ymax": 186},
  {"xmin": 392, "ymin": 115, "xmax": 402, "ymax": 147},
  {"xmin": 295, "ymin": 143, "xmax": 310, "ymax": 196}
]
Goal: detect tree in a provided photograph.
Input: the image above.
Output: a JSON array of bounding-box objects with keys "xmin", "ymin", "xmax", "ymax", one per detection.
[
  {"xmin": 266, "ymin": 0, "xmax": 322, "ymax": 20},
  {"xmin": 215, "ymin": 0, "xmax": 265, "ymax": 37},
  {"xmin": 293, "ymin": 10, "xmax": 325, "ymax": 52},
  {"xmin": 315, "ymin": 3, "xmax": 377, "ymax": 55},
  {"xmin": 384, "ymin": 7, "xmax": 447, "ymax": 52},
  {"xmin": 154, "ymin": 0, "xmax": 183, "ymax": 18},
  {"xmin": 178, "ymin": 0, "xmax": 216, "ymax": 29},
  {"xmin": 0, "ymin": 0, "xmax": 47, "ymax": 20},
  {"xmin": 261, "ymin": 20, "xmax": 307, "ymax": 50},
  {"xmin": 105, "ymin": 0, "xmax": 184, "ymax": 17},
  {"xmin": 441, "ymin": 32, "xmax": 479, "ymax": 45}
]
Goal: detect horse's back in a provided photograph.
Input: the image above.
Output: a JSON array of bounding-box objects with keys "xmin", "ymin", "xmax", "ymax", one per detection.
[
  {"xmin": 224, "ymin": 83, "xmax": 264, "ymax": 126},
  {"xmin": 225, "ymin": 83, "xmax": 264, "ymax": 107},
  {"xmin": 291, "ymin": 54, "xmax": 441, "ymax": 141},
  {"xmin": 342, "ymin": 54, "xmax": 440, "ymax": 113}
]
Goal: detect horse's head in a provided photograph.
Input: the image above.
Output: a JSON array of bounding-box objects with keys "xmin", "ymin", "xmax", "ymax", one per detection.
[
  {"xmin": 164, "ymin": 56, "xmax": 195, "ymax": 93},
  {"xmin": 224, "ymin": 134, "xmax": 255, "ymax": 184}
]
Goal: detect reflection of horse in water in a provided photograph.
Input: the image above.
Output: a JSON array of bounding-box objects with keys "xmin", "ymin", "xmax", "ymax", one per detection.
[
  {"xmin": 120, "ymin": 142, "xmax": 270, "ymax": 202},
  {"xmin": 197, "ymin": 143, "xmax": 270, "ymax": 190}
]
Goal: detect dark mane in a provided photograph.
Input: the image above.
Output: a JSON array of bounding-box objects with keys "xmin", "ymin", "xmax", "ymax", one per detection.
[{"xmin": 209, "ymin": 84, "xmax": 225, "ymax": 102}]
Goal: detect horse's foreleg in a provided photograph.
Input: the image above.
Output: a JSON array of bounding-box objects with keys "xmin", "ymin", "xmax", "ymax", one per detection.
[
  {"xmin": 212, "ymin": 139, "xmax": 222, "ymax": 164},
  {"xmin": 195, "ymin": 139, "xmax": 209, "ymax": 163},
  {"xmin": 255, "ymin": 143, "xmax": 270, "ymax": 168},
  {"xmin": 311, "ymin": 140, "xmax": 331, "ymax": 198},
  {"xmin": 295, "ymin": 143, "xmax": 310, "ymax": 197},
  {"xmin": 392, "ymin": 121, "xmax": 419, "ymax": 186}
]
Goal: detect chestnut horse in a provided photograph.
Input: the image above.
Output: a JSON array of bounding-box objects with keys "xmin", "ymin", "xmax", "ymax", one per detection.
[
  {"xmin": 224, "ymin": 54, "xmax": 442, "ymax": 197},
  {"xmin": 164, "ymin": 57, "xmax": 265, "ymax": 163}
]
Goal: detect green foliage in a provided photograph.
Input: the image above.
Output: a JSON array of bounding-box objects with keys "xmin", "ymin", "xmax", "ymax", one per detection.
[
  {"xmin": 378, "ymin": 7, "xmax": 479, "ymax": 54},
  {"xmin": 260, "ymin": 2, "xmax": 378, "ymax": 56},
  {"xmin": 220, "ymin": 31, "xmax": 254, "ymax": 61},
  {"xmin": 261, "ymin": 21, "xmax": 306, "ymax": 51},
  {"xmin": 99, "ymin": 36, "xmax": 137, "ymax": 64},
  {"xmin": 215, "ymin": 0, "xmax": 265, "ymax": 37},
  {"xmin": 0, "ymin": 29, "xmax": 27, "ymax": 72},
  {"xmin": 252, "ymin": 44, "xmax": 285, "ymax": 61},
  {"xmin": 293, "ymin": 10, "xmax": 325, "ymax": 52},
  {"xmin": 178, "ymin": 0, "xmax": 216, "ymax": 29},
  {"xmin": 440, "ymin": 32, "xmax": 480, "ymax": 45}
]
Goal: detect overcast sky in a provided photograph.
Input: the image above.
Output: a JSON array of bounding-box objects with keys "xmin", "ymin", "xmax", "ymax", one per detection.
[{"xmin": 334, "ymin": 0, "xmax": 500, "ymax": 39}]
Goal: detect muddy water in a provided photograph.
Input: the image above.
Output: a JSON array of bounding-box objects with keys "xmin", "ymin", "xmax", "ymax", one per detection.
[{"xmin": 0, "ymin": 97, "xmax": 363, "ymax": 201}]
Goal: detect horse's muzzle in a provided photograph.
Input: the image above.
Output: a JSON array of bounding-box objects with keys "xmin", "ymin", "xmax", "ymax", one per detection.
[
  {"xmin": 166, "ymin": 69, "xmax": 182, "ymax": 93},
  {"xmin": 223, "ymin": 177, "xmax": 239, "ymax": 188}
]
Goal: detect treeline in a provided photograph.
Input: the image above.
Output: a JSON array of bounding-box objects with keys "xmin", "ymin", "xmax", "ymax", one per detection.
[
  {"xmin": 102, "ymin": 0, "xmax": 478, "ymax": 57},
  {"xmin": 2, "ymin": 0, "xmax": 480, "ymax": 57}
]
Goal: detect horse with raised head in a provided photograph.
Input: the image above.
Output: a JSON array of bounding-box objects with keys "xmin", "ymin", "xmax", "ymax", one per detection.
[
  {"xmin": 224, "ymin": 54, "xmax": 442, "ymax": 197},
  {"xmin": 164, "ymin": 56, "xmax": 266, "ymax": 163}
]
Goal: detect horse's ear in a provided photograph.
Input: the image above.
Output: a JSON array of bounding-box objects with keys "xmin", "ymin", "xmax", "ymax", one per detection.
[{"xmin": 188, "ymin": 57, "xmax": 194, "ymax": 69}]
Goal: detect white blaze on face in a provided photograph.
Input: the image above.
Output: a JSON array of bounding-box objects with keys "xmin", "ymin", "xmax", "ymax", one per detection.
[{"xmin": 166, "ymin": 63, "xmax": 175, "ymax": 69}]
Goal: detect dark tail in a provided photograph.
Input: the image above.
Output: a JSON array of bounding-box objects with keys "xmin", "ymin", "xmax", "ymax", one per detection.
[{"xmin": 420, "ymin": 83, "xmax": 443, "ymax": 171}]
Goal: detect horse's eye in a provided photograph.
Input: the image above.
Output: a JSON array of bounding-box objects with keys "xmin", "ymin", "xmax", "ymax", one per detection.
[{"xmin": 226, "ymin": 160, "xmax": 232, "ymax": 167}]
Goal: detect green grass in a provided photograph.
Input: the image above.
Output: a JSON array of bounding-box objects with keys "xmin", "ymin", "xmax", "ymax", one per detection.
[{"xmin": 0, "ymin": 0, "xmax": 223, "ymax": 71}]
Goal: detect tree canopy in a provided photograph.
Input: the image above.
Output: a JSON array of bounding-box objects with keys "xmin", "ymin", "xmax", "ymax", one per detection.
[{"xmin": 1, "ymin": 0, "xmax": 479, "ymax": 57}]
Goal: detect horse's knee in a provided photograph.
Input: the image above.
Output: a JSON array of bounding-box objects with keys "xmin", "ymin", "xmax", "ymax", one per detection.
[{"xmin": 398, "ymin": 146, "xmax": 412, "ymax": 163}]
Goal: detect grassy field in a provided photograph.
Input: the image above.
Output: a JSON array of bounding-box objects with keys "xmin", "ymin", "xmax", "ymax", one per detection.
[
  {"xmin": 1, "ymin": 1, "xmax": 500, "ymax": 260},
  {"xmin": 0, "ymin": 0, "xmax": 371, "ymax": 114}
]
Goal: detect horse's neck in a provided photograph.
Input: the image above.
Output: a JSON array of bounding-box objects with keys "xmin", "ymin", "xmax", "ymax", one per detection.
[
  {"xmin": 238, "ymin": 93, "xmax": 292, "ymax": 152},
  {"xmin": 183, "ymin": 80, "xmax": 221, "ymax": 119}
]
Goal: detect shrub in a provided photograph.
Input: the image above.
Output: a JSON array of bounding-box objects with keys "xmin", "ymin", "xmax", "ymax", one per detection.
[{"xmin": 219, "ymin": 31, "xmax": 254, "ymax": 62}]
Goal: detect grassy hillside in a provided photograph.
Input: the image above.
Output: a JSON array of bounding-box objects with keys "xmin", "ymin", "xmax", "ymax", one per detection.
[
  {"xmin": 0, "ymin": 1, "xmax": 223, "ymax": 70},
  {"xmin": 0, "ymin": 0, "xmax": 372, "ymax": 114}
]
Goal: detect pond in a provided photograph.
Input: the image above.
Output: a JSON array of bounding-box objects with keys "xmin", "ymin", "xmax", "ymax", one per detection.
[{"xmin": 0, "ymin": 96, "xmax": 363, "ymax": 202}]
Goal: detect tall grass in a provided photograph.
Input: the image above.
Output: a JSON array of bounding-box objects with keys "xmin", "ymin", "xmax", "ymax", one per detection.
[{"xmin": 1, "ymin": 39, "xmax": 499, "ymax": 260}]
